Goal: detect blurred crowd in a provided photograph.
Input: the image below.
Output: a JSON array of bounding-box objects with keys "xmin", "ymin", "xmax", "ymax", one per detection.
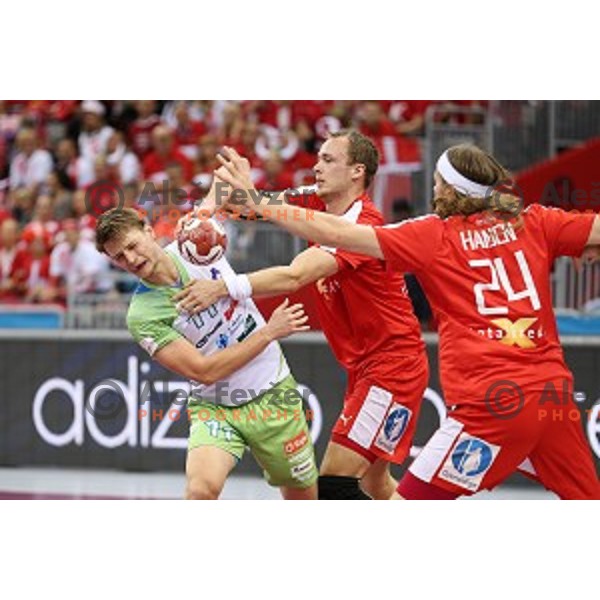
[{"xmin": 0, "ymin": 99, "xmax": 487, "ymax": 304}]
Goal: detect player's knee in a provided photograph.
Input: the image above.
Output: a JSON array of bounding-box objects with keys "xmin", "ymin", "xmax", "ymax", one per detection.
[
  {"xmin": 318, "ymin": 475, "xmax": 371, "ymax": 500},
  {"xmin": 185, "ymin": 478, "xmax": 223, "ymax": 500}
]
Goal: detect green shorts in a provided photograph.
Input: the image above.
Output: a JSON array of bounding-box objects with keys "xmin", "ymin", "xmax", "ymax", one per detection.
[{"xmin": 187, "ymin": 375, "xmax": 318, "ymax": 489}]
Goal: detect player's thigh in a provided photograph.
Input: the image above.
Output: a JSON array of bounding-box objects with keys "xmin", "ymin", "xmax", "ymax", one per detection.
[
  {"xmin": 185, "ymin": 446, "xmax": 237, "ymax": 499},
  {"xmin": 186, "ymin": 402, "xmax": 246, "ymax": 499},
  {"xmin": 530, "ymin": 403, "xmax": 600, "ymax": 499}
]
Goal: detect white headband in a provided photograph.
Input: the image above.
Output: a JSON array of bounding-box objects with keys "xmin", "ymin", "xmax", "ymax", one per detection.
[{"xmin": 436, "ymin": 151, "xmax": 490, "ymax": 198}]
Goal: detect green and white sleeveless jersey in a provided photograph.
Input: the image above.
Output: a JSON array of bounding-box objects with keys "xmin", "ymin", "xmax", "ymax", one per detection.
[{"xmin": 127, "ymin": 241, "xmax": 290, "ymax": 407}]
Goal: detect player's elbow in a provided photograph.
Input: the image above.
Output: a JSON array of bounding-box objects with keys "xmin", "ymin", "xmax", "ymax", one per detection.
[
  {"xmin": 188, "ymin": 362, "xmax": 216, "ymax": 386},
  {"xmin": 195, "ymin": 369, "xmax": 217, "ymax": 386},
  {"xmin": 286, "ymin": 266, "xmax": 306, "ymax": 293}
]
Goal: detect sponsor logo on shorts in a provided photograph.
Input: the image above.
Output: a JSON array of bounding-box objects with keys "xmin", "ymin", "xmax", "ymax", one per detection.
[
  {"xmin": 374, "ymin": 403, "xmax": 411, "ymax": 454},
  {"xmin": 438, "ymin": 434, "xmax": 500, "ymax": 492},
  {"xmin": 283, "ymin": 431, "xmax": 309, "ymax": 456},
  {"xmin": 291, "ymin": 458, "xmax": 315, "ymax": 482},
  {"xmin": 338, "ymin": 413, "xmax": 353, "ymax": 427}
]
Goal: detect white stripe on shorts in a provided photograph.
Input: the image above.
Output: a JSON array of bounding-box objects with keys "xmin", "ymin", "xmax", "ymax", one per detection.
[
  {"xmin": 409, "ymin": 417, "xmax": 464, "ymax": 483},
  {"xmin": 348, "ymin": 385, "xmax": 393, "ymax": 449}
]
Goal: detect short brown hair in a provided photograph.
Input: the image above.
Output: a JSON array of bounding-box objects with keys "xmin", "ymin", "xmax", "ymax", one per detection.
[
  {"xmin": 435, "ymin": 144, "xmax": 519, "ymax": 219},
  {"xmin": 329, "ymin": 129, "xmax": 379, "ymax": 189},
  {"xmin": 95, "ymin": 208, "xmax": 145, "ymax": 253}
]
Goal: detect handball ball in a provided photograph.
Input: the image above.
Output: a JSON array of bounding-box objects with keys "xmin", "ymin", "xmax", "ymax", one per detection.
[{"xmin": 177, "ymin": 217, "xmax": 228, "ymax": 266}]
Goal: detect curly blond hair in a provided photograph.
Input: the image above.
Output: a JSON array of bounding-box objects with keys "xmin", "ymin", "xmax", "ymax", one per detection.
[{"xmin": 433, "ymin": 144, "xmax": 521, "ymax": 220}]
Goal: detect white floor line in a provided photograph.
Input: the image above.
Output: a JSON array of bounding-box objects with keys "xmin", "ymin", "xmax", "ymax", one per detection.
[{"xmin": 0, "ymin": 467, "xmax": 555, "ymax": 499}]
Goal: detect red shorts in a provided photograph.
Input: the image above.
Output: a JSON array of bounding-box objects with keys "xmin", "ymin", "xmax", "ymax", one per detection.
[
  {"xmin": 404, "ymin": 379, "xmax": 600, "ymax": 499},
  {"xmin": 330, "ymin": 351, "xmax": 429, "ymax": 465}
]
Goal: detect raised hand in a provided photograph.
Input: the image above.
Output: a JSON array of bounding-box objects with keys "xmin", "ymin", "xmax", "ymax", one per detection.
[
  {"xmin": 214, "ymin": 147, "xmax": 256, "ymax": 210},
  {"xmin": 262, "ymin": 298, "xmax": 310, "ymax": 341}
]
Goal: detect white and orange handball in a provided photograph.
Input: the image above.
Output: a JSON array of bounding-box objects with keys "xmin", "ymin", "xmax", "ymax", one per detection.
[{"xmin": 177, "ymin": 217, "xmax": 227, "ymax": 266}]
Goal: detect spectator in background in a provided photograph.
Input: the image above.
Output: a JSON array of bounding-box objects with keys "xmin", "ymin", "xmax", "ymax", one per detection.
[
  {"xmin": 255, "ymin": 151, "xmax": 294, "ymax": 191},
  {"xmin": 357, "ymin": 101, "xmax": 397, "ymax": 138},
  {"xmin": 233, "ymin": 121, "xmax": 260, "ymax": 162},
  {"xmin": 0, "ymin": 218, "xmax": 29, "ymax": 301},
  {"xmin": 161, "ymin": 100, "xmax": 207, "ymax": 130},
  {"xmin": 143, "ymin": 125, "xmax": 193, "ymax": 183},
  {"xmin": 290, "ymin": 101, "xmax": 331, "ymax": 153},
  {"xmin": 153, "ymin": 162, "xmax": 194, "ymax": 246},
  {"xmin": 34, "ymin": 101, "xmax": 79, "ymax": 149},
  {"xmin": 357, "ymin": 101, "xmax": 421, "ymax": 167},
  {"xmin": 69, "ymin": 190, "xmax": 97, "ymax": 241},
  {"xmin": 53, "ymin": 138, "xmax": 79, "ymax": 190},
  {"xmin": 0, "ymin": 205, "xmax": 10, "ymax": 226},
  {"xmin": 0, "ymin": 100, "xmax": 22, "ymax": 139},
  {"xmin": 106, "ymin": 131, "xmax": 141, "ymax": 184},
  {"xmin": 173, "ymin": 101, "xmax": 206, "ymax": 160},
  {"xmin": 23, "ymin": 234, "xmax": 55, "ymax": 303},
  {"xmin": 9, "ymin": 127, "xmax": 53, "ymax": 193},
  {"xmin": 123, "ymin": 181, "xmax": 142, "ymax": 211},
  {"xmin": 218, "ymin": 102, "xmax": 245, "ymax": 147},
  {"xmin": 22, "ymin": 194, "xmax": 60, "ymax": 247},
  {"xmin": 0, "ymin": 102, "xmax": 22, "ymax": 181},
  {"xmin": 435, "ymin": 100, "xmax": 488, "ymax": 125},
  {"xmin": 128, "ymin": 100, "xmax": 161, "ymax": 158},
  {"xmin": 49, "ymin": 218, "xmax": 112, "ymax": 300},
  {"xmin": 10, "ymin": 188, "xmax": 35, "ymax": 225},
  {"xmin": 92, "ymin": 154, "xmax": 120, "ymax": 187},
  {"xmin": 388, "ymin": 101, "xmax": 431, "ymax": 136},
  {"xmin": 78, "ymin": 100, "xmax": 114, "ymax": 163},
  {"xmin": 194, "ymin": 133, "xmax": 221, "ymax": 182}
]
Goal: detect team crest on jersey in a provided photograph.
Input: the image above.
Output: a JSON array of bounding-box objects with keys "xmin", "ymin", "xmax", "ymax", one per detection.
[
  {"xmin": 438, "ymin": 433, "xmax": 500, "ymax": 492},
  {"xmin": 374, "ymin": 403, "xmax": 412, "ymax": 454}
]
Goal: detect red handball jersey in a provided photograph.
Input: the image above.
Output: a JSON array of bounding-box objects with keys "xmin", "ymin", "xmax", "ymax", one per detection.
[
  {"xmin": 292, "ymin": 192, "xmax": 424, "ymax": 373},
  {"xmin": 375, "ymin": 204, "xmax": 596, "ymax": 403}
]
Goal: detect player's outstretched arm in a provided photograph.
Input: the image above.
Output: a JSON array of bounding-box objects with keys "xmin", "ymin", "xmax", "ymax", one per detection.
[
  {"xmin": 249, "ymin": 246, "xmax": 339, "ymax": 295},
  {"xmin": 210, "ymin": 147, "xmax": 385, "ymax": 260},
  {"xmin": 173, "ymin": 247, "xmax": 339, "ymax": 314},
  {"xmin": 153, "ymin": 299, "xmax": 308, "ymax": 385}
]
